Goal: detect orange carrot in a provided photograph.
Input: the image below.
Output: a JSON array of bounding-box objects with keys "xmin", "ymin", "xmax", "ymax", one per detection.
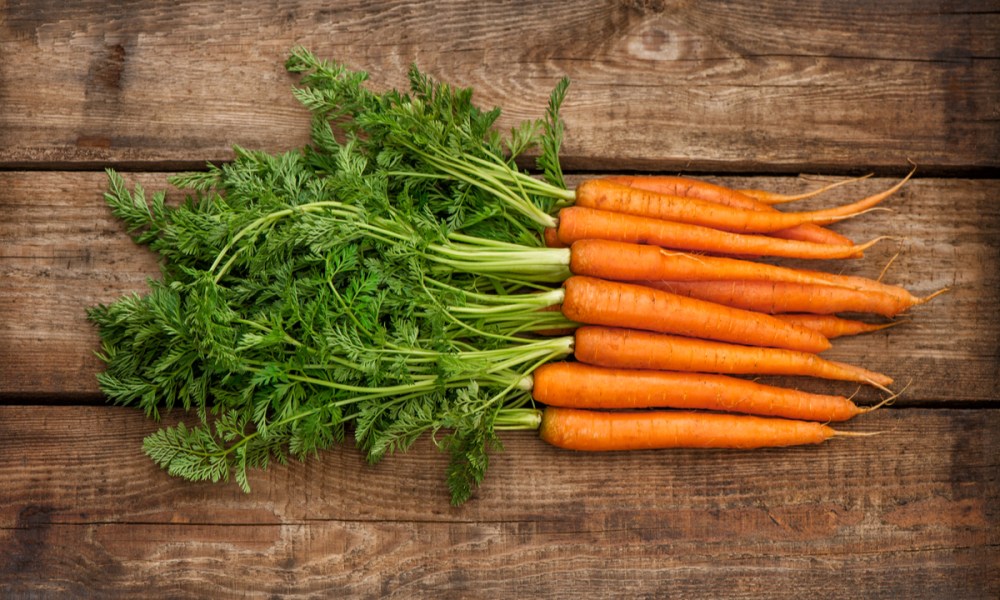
[
  {"xmin": 777, "ymin": 265, "xmax": 948, "ymax": 311},
  {"xmin": 560, "ymin": 276, "xmax": 831, "ymax": 354},
  {"xmin": 556, "ymin": 206, "xmax": 876, "ymax": 260},
  {"xmin": 568, "ymin": 239, "xmax": 855, "ymax": 288},
  {"xmin": 603, "ymin": 175, "xmax": 768, "ymax": 209},
  {"xmin": 645, "ymin": 264, "xmax": 939, "ymax": 313},
  {"xmin": 539, "ymin": 407, "xmax": 845, "ymax": 451},
  {"xmin": 531, "ymin": 361, "xmax": 867, "ymax": 421},
  {"xmin": 639, "ymin": 280, "xmax": 922, "ymax": 317},
  {"xmin": 568, "ymin": 239, "xmax": 937, "ymax": 309},
  {"xmin": 534, "ymin": 304, "xmax": 577, "ymax": 336},
  {"xmin": 602, "ymin": 174, "xmax": 854, "ymax": 246},
  {"xmin": 809, "ymin": 271, "xmax": 932, "ymax": 302},
  {"xmin": 737, "ymin": 173, "xmax": 874, "ymax": 205},
  {"xmin": 772, "ymin": 314, "xmax": 898, "ymax": 339},
  {"xmin": 543, "ymin": 226, "xmax": 568, "ymax": 248},
  {"xmin": 572, "ymin": 325, "xmax": 893, "ymax": 388},
  {"xmin": 574, "ymin": 168, "xmax": 912, "ymax": 234}
]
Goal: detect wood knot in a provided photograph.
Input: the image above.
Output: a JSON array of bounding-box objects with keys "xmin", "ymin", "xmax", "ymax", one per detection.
[{"xmin": 87, "ymin": 42, "xmax": 127, "ymax": 95}]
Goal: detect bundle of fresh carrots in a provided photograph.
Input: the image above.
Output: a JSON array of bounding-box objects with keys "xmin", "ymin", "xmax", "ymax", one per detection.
[
  {"xmin": 90, "ymin": 48, "xmax": 945, "ymax": 504},
  {"xmin": 520, "ymin": 172, "xmax": 936, "ymax": 450},
  {"xmin": 363, "ymin": 109, "xmax": 936, "ymax": 454},
  {"xmin": 518, "ymin": 169, "xmax": 939, "ymax": 454}
]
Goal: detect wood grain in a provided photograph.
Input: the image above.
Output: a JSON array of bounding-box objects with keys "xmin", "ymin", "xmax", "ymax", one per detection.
[
  {"xmin": 2, "ymin": 2, "xmax": 997, "ymax": 596},
  {"xmin": 1, "ymin": 0, "xmax": 997, "ymax": 172},
  {"xmin": 2, "ymin": 171, "xmax": 996, "ymax": 402},
  {"xmin": 0, "ymin": 405, "xmax": 997, "ymax": 598}
]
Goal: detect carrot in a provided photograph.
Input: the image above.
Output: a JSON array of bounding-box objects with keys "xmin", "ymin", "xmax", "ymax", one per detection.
[
  {"xmin": 560, "ymin": 276, "xmax": 831, "ymax": 354},
  {"xmin": 568, "ymin": 239, "xmax": 936, "ymax": 310},
  {"xmin": 543, "ymin": 226, "xmax": 568, "ymax": 248},
  {"xmin": 778, "ymin": 265, "xmax": 949, "ymax": 311},
  {"xmin": 574, "ymin": 167, "xmax": 913, "ymax": 234},
  {"xmin": 782, "ymin": 264, "xmax": 903, "ymax": 293},
  {"xmin": 531, "ymin": 361, "xmax": 868, "ymax": 421},
  {"xmin": 603, "ymin": 175, "xmax": 770, "ymax": 209},
  {"xmin": 534, "ymin": 304, "xmax": 576, "ymax": 336},
  {"xmin": 572, "ymin": 325, "xmax": 893, "ymax": 388},
  {"xmin": 772, "ymin": 314, "xmax": 899, "ymax": 339},
  {"xmin": 568, "ymin": 239, "xmax": 857, "ymax": 288},
  {"xmin": 538, "ymin": 407, "xmax": 847, "ymax": 451},
  {"xmin": 644, "ymin": 265, "xmax": 941, "ymax": 313},
  {"xmin": 737, "ymin": 173, "xmax": 875, "ymax": 205},
  {"xmin": 556, "ymin": 206, "xmax": 877, "ymax": 260},
  {"xmin": 602, "ymin": 174, "xmax": 854, "ymax": 246},
  {"xmin": 640, "ymin": 280, "xmax": 922, "ymax": 317}
]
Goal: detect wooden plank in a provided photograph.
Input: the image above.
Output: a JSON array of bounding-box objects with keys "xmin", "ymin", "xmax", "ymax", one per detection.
[
  {"xmin": 0, "ymin": 172, "xmax": 165, "ymax": 398},
  {"xmin": 0, "ymin": 405, "xmax": 997, "ymax": 598},
  {"xmin": 1, "ymin": 0, "xmax": 997, "ymax": 172},
  {"xmin": 2, "ymin": 171, "xmax": 997, "ymax": 402}
]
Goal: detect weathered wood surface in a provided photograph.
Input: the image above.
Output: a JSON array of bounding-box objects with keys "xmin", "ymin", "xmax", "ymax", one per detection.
[
  {"xmin": 2, "ymin": 172, "xmax": 997, "ymax": 402},
  {"xmin": 1, "ymin": 0, "xmax": 998, "ymax": 173},
  {"xmin": 1, "ymin": 0, "xmax": 998, "ymax": 597},
  {"xmin": 0, "ymin": 406, "xmax": 997, "ymax": 599}
]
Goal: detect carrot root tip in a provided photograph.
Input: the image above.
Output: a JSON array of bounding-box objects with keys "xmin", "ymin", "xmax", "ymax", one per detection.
[
  {"xmin": 832, "ymin": 429, "xmax": 884, "ymax": 438},
  {"xmin": 858, "ymin": 378, "xmax": 911, "ymax": 415},
  {"xmin": 865, "ymin": 378, "xmax": 896, "ymax": 396},
  {"xmin": 917, "ymin": 287, "xmax": 950, "ymax": 305}
]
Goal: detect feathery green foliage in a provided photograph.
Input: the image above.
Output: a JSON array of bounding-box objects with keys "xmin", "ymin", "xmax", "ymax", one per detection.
[{"xmin": 90, "ymin": 49, "xmax": 576, "ymax": 504}]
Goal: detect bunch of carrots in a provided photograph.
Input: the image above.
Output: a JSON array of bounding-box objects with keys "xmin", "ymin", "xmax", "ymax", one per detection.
[
  {"xmin": 93, "ymin": 50, "xmax": 947, "ymax": 502},
  {"xmin": 515, "ymin": 168, "xmax": 944, "ymax": 452},
  {"xmin": 286, "ymin": 48, "xmax": 946, "ymax": 468}
]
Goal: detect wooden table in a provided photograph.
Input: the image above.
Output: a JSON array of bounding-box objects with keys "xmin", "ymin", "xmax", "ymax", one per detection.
[{"xmin": 2, "ymin": 2, "xmax": 998, "ymax": 597}]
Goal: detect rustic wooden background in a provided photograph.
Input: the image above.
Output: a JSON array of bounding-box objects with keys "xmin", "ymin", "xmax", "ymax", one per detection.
[{"xmin": 2, "ymin": 1, "xmax": 998, "ymax": 597}]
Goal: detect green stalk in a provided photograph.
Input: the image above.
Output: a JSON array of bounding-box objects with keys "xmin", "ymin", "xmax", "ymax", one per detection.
[
  {"xmin": 210, "ymin": 201, "xmax": 363, "ymax": 277},
  {"xmin": 395, "ymin": 139, "xmax": 560, "ymax": 229},
  {"xmin": 463, "ymin": 150, "xmax": 574, "ymax": 201},
  {"xmin": 493, "ymin": 408, "xmax": 543, "ymax": 431}
]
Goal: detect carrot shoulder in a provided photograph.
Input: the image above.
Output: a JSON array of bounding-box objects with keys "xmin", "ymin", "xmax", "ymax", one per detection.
[
  {"xmin": 539, "ymin": 407, "xmax": 839, "ymax": 451},
  {"xmin": 531, "ymin": 361, "xmax": 865, "ymax": 421}
]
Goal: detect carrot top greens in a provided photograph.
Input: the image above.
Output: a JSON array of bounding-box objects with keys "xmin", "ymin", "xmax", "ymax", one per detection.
[
  {"xmin": 90, "ymin": 49, "xmax": 575, "ymax": 504},
  {"xmin": 287, "ymin": 47, "xmax": 575, "ymax": 229},
  {"xmin": 89, "ymin": 48, "xmax": 910, "ymax": 504}
]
